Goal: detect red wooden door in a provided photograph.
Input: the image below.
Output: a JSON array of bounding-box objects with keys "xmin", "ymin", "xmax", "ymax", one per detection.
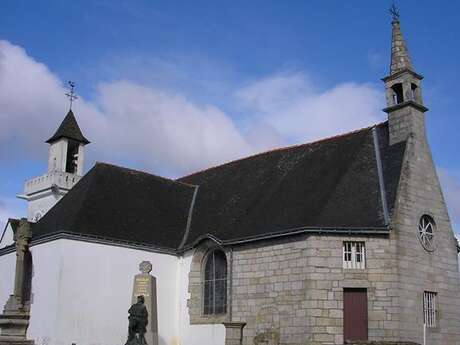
[{"xmin": 343, "ymin": 288, "xmax": 368, "ymax": 342}]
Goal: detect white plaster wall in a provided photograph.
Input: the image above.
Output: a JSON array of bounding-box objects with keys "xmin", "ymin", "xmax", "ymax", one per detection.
[
  {"xmin": 0, "ymin": 241, "xmax": 61, "ymax": 345},
  {"xmin": 177, "ymin": 251, "xmax": 225, "ymax": 345},
  {"xmin": 28, "ymin": 194, "xmax": 61, "ymax": 221},
  {"xmin": 48, "ymin": 139, "xmax": 68, "ymax": 173},
  {"xmin": 0, "ymin": 251, "xmax": 16, "ymax": 308},
  {"xmin": 29, "ymin": 241, "xmax": 62, "ymax": 345},
  {"xmin": 1, "ymin": 240, "xmax": 225, "ymax": 345},
  {"xmin": 51, "ymin": 240, "xmax": 180, "ymax": 345}
]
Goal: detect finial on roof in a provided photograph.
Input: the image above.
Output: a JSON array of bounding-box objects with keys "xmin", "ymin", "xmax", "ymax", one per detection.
[
  {"xmin": 389, "ymin": 5, "xmax": 413, "ymax": 75},
  {"xmin": 65, "ymin": 81, "xmax": 78, "ymax": 111},
  {"xmin": 389, "ymin": 2, "xmax": 400, "ymax": 22}
]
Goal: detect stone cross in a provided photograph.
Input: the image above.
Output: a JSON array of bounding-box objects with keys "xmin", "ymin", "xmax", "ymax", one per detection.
[{"xmin": 0, "ymin": 218, "xmax": 34, "ymax": 345}]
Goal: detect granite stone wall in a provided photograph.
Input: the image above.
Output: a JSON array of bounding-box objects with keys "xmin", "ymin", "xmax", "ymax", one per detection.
[
  {"xmin": 230, "ymin": 234, "xmax": 400, "ymax": 345},
  {"xmin": 389, "ymin": 106, "xmax": 460, "ymax": 345}
]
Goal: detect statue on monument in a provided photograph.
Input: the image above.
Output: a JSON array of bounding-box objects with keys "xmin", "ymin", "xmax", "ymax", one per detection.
[{"xmin": 125, "ymin": 295, "xmax": 149, "ymax": 345}]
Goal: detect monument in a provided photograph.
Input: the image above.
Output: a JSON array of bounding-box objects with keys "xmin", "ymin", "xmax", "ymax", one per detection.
[
  {"xmin": 0, "ymin": 218, "xmax": 34, "ymax": 345},
  {"xmin": 127, "ymin": 261, "xmax": 158, "ymax": 345}
]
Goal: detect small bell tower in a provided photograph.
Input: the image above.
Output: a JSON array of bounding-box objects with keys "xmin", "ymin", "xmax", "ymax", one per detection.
[
  {"xmin": 383, "ymin": 6, "xmax": 428, "ymax": 145},
  {"xmin": 17, "ymin": 82, "xmax": 90, "ymax": 222}
]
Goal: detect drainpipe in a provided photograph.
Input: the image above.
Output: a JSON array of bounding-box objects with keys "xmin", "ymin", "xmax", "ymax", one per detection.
[
  {"xmin": 423, "ymin": 322, "xmax": 426, "ymax": 345},
  {"xmin": 228, "ymin": 247, "xmax": 233, "ymax": 321}
]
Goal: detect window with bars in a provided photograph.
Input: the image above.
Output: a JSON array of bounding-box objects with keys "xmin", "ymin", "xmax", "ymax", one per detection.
[
  {"xmin": 343, "ymin": 242, "xmax": 366, "ymax": 269},
  {"xmin": 423, "ymin": 291, "xmax": 437, "ymax": 328},
  {"xmin": 203, "ymin": 249, "xmax": 227, "ymax": 315}
]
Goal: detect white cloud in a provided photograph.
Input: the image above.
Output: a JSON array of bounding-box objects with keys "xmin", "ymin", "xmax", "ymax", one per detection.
[
  {"xmin": 0, "ymin": 40, "xmax": 384, "ymax": 178},
  {"xmin": 93, "ymin": 81, "xmax": 252, "ymax": 174},
  {"xmin": 236, "ymin": 72, "xmax": 385, "ymax": 143}
]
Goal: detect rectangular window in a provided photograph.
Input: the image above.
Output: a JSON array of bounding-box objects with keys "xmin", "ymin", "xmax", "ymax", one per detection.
[
  {"xmin": 343, "ymin": 242, "xmax": 366, "ymax": 269},
  {"xmin": 423, "ymin": 291, "xmax": 437, "ymax": 328}
]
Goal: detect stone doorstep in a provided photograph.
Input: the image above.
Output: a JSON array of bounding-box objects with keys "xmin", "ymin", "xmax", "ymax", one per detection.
[
  {"xmin": 0, "ymin": 340, "xmax": 34, "ymax": 345},
  {"xmin": 345, "ymin": 341, "xmax": 420, "ymax": 345}
]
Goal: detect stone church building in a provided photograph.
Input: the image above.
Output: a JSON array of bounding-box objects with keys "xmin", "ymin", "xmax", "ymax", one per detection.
[{"xmin": 1, "ymin": 15, "xmax": 459, "ymax": 345}]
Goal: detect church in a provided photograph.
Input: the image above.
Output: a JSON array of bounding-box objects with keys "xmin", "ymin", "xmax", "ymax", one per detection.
[{"xmin": 1, "ymin": 13, "xmax": 459, "ymax": 345}]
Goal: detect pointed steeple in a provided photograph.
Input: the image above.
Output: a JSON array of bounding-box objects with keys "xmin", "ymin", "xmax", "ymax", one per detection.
[
  {"xmin": 390, "ymin": 19, "xmax": 413, "ymax": 75},
  {"xmin": 382, "ymin": 7, "xmax": 428, "ymax": 145},
  {"xmin": 46, "ymin": 110, "xmax": 90, "ymax": 145}
]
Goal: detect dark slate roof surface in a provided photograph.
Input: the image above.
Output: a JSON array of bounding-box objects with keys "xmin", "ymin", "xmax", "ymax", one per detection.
[
  {"xmin": 178, "ymin": 122, "xmax": 406, "ymax": 247},
  {"xmin": 46, "ymin": 110, "xmax": 90, "ymax": 144},
  {"xmin": 32, "ymin": 163, "xmax": 196, "ymax": 250},
  {"xmin": 33, "ymin": 122, "xmax": 407, "ymax": 251}
]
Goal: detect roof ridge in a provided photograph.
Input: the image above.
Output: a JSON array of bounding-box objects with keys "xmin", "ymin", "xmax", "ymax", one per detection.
[
  {"xmin": 94, "ymin": 162, "xmax": 197, "ymax": 188},
  {"xmin": 179, "ymin": 121, "xmax": 388, "ymax": 180}
]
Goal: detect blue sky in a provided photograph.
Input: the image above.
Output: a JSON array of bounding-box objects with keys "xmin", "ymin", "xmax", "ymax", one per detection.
[{"xmin": 0, "ymin": 0, "xmax": 459, "ymax": 237}]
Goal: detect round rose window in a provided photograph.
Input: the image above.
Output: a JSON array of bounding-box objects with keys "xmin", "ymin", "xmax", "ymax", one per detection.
[{"xmin": 418, "ymin": 215, "xmax": 436, "ymax": 252}]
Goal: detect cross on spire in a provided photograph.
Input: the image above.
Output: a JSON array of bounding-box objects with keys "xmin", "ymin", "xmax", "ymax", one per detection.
[{"xmin": 65, "ymin": 81, "xmax": 78, "ymax": 110}]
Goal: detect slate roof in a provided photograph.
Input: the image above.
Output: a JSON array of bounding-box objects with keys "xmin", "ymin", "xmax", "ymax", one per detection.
[
  {"xmin": 178, "ymin": 122, "xmax": 406, "ymax": 248},
  {"xmin": 46, "ymin": 110, "xmax": 90, "ymax": 145},
  {"xmin": 32, "ymin": 163, "xmax": 196, "ymax": 251},
  {"xmin": 31, "ymin": 121, "xmax": 407, "ymax": 252}
]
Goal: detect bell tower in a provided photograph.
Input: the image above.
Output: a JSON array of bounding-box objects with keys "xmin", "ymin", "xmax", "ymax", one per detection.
[
  {"xmin": 383, "ymin": 8, "xmax": 428, "ymax": 145},
  {"xmin": 17, "ymin": 83, "xmax": 90, "ymax": 222}
]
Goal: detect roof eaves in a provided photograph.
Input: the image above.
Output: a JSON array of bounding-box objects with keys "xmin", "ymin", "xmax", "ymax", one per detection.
[
  {"xmin": 29, "ymin": 230, "xmax": 178, "ymax": 255},
  {"xmin": 179, "ymin": 225, "xmax": 390, "ymax": 253}
]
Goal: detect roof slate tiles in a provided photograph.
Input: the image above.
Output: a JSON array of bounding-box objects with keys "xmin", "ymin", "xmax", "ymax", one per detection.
[
  {"xmin": 46, "ymin": 110, "xmax": 90, "ymax": 144},
  {"xmin": 32, "ymin": 122, "xmax": 407, "ymax": 251}
]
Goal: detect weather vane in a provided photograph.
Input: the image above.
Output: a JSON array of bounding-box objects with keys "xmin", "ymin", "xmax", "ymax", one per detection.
[
  {"xmin": 389, "ymin": 1, "xmax": 400, "ymax": 22},
  {"xmin": 65, "ymin": 81, "xmax": 78, "ymax": 110}
]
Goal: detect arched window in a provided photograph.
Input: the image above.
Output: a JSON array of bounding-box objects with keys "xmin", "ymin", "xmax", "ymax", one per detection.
[
  {"xmin": 203, "ymin": 249, "xmax": 227, "ymax": 315},
  {"xmin": 391, "ymin": 83, "xmax": 404, "ymax": 105}
]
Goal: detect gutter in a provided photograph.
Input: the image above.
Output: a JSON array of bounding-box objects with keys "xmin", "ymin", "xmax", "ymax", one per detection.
[
  {"xmin": 177, "ymin": 225, "xmax": 390, "ymax": 253},
  {"xmin": 178, "ymin": 185, "xmax": 199, "ymax": 251},
  {"xmin": 0, "ymin": 230, "xmax": 177, "ymax": 257},
  {"xmin": 1, "ymin": 224, "xmax": 391, "ymax": 258},
  {"xmin": 372, "ymin": 127, "xmax": 390, "ymax": 225}
]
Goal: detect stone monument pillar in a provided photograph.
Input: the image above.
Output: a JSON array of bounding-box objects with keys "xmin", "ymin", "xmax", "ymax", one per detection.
[
  {"xmin": 131, "ymin": 261, "xmax": 158, "ymax": 345},
  {"xmin": 0, "ymin": 218, "xmax": 34, "ymax": 345}
]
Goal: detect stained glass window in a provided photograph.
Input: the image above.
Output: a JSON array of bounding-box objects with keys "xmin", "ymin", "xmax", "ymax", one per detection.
[{"xmin": 203, "ymin": 250, "xmax": 227, "ymax": 315}]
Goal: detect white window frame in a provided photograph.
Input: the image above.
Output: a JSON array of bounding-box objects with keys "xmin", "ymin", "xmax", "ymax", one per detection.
[
  {"xmin": 423, "ymin": 291, "xmax": 437, "ymax": 328},
  {"xmin": 343, "ymin": 242, "xmax": 366, "ymax": 269}
]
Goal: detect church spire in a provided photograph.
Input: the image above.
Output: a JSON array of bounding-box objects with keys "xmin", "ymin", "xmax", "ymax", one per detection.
[
  {"xmin": 390, "ymin": 16, "xmax": 413, "ymax": 75},
  {"xmin": 382, "ymin": 6, "xmax": 428, "ymax": 145}
]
